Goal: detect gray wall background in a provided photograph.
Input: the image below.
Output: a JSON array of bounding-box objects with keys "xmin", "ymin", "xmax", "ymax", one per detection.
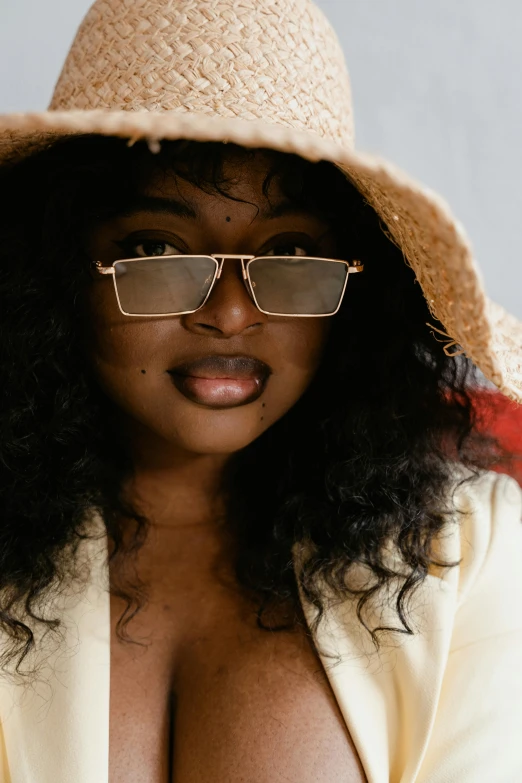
[{"xmin": 0, "ymin": 0, "xmax": 521, "ymax": 318}]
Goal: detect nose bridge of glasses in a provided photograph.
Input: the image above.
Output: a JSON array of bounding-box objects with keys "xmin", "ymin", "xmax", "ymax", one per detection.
[{"xmin": 212, "ymin": 254, "xmax": 255, "ymax": 280}]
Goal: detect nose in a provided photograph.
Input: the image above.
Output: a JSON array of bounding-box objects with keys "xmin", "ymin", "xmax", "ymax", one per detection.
[{"xmin": 182, "ymin": 258, "xmax": 267, "ymax": 337}]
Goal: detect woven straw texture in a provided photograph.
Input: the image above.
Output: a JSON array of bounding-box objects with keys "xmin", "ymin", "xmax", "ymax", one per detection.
[{"xmin": 0, "ymin": 0, "xmax": 520, "ymax": 402}]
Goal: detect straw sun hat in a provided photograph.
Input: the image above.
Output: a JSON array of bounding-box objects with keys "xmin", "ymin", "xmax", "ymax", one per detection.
[{"xmin": 1, "ymin": 0, "xmax": 521, "ymax": 403}]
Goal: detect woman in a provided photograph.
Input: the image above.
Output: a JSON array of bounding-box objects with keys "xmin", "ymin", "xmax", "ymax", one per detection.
[{"xmin": 0, "ymin": 0, "xmax": 521, "ymax": 781}]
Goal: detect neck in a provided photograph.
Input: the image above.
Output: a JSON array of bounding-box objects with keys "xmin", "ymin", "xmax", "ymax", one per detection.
[
  {"xmin": 117, "ymin": 413, "xmax": 233, "ymax": 528},
  {"xmin": 109, "ymin": 428, "xmax": 236, "ymax": 584},
  {"xmin": 126, "ymin": 450, "xmax": 229, "ymax": 529}
]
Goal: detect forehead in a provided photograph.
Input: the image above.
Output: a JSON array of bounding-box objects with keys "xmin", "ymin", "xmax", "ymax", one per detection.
[
  {"xmin": 129, "ymin": 150, "xmax": 318, "ymax": 227},
  {"xmin": 96, "ymin": 143, "xmax": 334, "ymax": 228},
  {"xmin": 144, "ymin": 148, "xmax": 283, "ymax": 205}
]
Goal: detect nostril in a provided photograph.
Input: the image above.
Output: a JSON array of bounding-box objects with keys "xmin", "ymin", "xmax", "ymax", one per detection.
[{"xmin": 194, "ymin": 322, "xmax": 221, "ymax": 332}]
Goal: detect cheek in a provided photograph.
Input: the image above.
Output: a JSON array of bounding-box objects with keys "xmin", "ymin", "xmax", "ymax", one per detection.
[
  {"xmin": 260, "ymin": 319, "xmax": 331, "ymax": 416},
  {"xmin": 274, "ymin": 319, "xmax": 331, "ymax": 375},
  {"xmin": 82, "ymin": 284, "xmax": 170, "ymax": 396}
]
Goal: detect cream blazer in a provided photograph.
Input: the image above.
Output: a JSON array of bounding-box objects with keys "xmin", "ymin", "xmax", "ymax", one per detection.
[{"xmin": 0, "ymin": 466, "xmax": 521, "ymax": 783}]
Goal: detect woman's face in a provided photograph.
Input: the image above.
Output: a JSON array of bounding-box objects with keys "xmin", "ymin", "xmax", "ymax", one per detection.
[{"xmin": 84, "ymin": 150, "xmax": 339, "ymax": 456}]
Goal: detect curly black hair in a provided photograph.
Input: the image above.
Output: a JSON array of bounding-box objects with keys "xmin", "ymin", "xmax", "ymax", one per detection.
[{"xmin": 0, "ymin": 134, "xmax": 516, "ymax": 680}]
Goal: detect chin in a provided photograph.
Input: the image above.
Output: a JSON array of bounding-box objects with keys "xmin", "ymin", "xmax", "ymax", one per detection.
[{"xmin": 158, "ymin": 406, "xmax": 274, "ymax": 455}]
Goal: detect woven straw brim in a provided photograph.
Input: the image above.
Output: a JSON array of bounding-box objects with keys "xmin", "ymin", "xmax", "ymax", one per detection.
[{"xmin": 1, "ymin": 109, "xmax": 521, "ymax": 404}]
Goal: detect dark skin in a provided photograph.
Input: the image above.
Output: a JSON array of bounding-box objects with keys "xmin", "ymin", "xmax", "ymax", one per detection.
[
  {"xmin": 85, "ymin": 151, "xmax": 339, "ymax": 543},
  {"xmin": 84, "ymin": 152, "xmax": 368, "ymax": 783}
]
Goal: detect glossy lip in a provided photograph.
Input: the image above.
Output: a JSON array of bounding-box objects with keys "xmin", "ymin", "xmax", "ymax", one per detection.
[{"xmin": 167, "ymin": 355, "xmax": 272, "ymax": 409}]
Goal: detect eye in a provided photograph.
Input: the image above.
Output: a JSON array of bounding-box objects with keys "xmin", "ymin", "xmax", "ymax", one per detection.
[
  {"xmin": 263, "ymin": 242, "xmax": 311, "ymax": 257},
  {"xmin": 115, "ymin": 238, "xmax": 183, "ymax": 258}
]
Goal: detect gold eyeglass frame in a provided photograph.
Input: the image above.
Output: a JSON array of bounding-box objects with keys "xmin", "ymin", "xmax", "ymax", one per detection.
[{"xmin": 92, "ymin": 254, "xmax": 364, "ymax": 318}]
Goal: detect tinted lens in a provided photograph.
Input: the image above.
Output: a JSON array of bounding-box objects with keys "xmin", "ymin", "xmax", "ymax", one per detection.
[
  {"xmin": 113, "ymin": 256, "xmax": 217, "ymax": 315},
  {"xmin": 248, "ymin": 257, "xmax": 348, "ymax": 315}
]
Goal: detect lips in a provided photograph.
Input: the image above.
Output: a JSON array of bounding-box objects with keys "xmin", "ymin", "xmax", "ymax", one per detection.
[{"xmin": 167, "ymin": 355, "xmax": 272, "ymax": 408}]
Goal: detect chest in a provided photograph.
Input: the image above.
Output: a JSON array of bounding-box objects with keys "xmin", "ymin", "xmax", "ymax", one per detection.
[{"xmin": 108, "ymin": 585, "xmax": 368, "ymax": 783}]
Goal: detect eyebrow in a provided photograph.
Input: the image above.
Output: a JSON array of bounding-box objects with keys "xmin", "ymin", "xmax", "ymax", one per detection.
[{"xmin": 112, "ymin": 195, "xmax": 311, "ymax": 221}]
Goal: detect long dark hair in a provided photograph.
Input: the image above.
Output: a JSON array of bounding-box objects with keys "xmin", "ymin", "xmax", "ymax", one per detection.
[{"xmin": 0, "ymin": 135, "xmax": 516, "ymax": 679}]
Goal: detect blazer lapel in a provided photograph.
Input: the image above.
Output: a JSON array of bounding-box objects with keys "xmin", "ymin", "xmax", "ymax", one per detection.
[
  {"xmin": 0, "ymin": 510, "xmax": 110, "ymax": 783},
  {"xmin": 293, "ymin": 523, "xmax": 461, "ymax": 783}
]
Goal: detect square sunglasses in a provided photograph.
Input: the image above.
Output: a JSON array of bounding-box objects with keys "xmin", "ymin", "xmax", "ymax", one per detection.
[{"xmin": 92, "ymin": 253, "xmax": 364, "ymax": 317}]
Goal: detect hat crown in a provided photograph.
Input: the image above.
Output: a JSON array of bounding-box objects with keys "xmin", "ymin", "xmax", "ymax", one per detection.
[{"xmin": 48, "ymin": 0, "xmax": 354, "ymax": 147}]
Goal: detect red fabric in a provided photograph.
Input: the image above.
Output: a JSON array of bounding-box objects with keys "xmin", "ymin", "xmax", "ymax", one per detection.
[{"xmin": 469, "ymin": 388, "xmax": 522, "ymax": 487}]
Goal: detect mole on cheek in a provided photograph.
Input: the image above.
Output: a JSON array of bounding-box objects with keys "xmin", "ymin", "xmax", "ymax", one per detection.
[
  {"xmin": 225, "ymin": 216, "xmax": 231, "ymax": 222},
  {"xmin": 141, "ymin": 369, "xmax": 146, "ymax": 374}
]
